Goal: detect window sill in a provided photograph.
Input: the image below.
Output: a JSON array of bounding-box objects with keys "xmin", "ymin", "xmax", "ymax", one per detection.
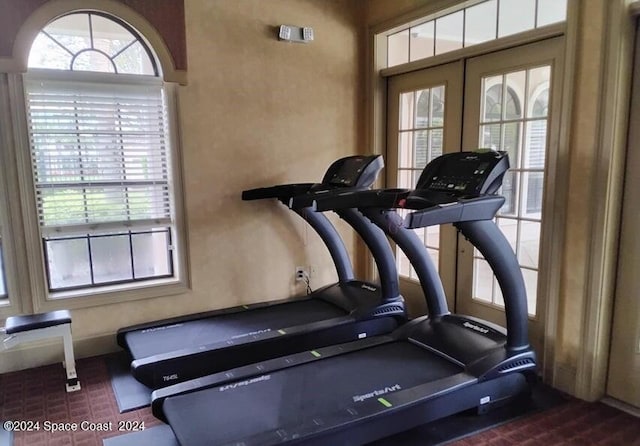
[{"xmin": 36, "ymin": 277, "xmax": 189, "ymax": 312}]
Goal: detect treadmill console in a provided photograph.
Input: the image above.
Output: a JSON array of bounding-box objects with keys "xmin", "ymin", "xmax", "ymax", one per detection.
[
  {"xmin": 415, "ymin": 151, "xmax": 509, "ymax": 197},
  {"xmin": 321, "ymin": 155, "xmax": 384, "ymax": 188}
]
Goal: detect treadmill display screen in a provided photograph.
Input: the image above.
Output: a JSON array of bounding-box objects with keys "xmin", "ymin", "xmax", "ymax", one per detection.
[
  {"xmin": 327, "ymin": 157, "xmax": 368, "ymax": 186},
  {"xmin": 417, "ymin": 151, "xmax": 508, "ymax": 197}
]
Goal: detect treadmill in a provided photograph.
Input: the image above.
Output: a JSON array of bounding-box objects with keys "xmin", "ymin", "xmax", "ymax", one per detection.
[
  {"xmin": 117, "ymin": 155, "xmax": 406, "ymax": 388},
  {"xmin": 151, "ymin": 150, "xmax": 537, "ymax": 446}
]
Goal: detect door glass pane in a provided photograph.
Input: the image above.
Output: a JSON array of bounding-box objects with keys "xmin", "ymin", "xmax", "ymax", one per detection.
[
  {"xmin": 399, "ymin": 92, "xmax": 414, "ymax": 130},
  {"xmin": 527, "ymin": 66, "xmax": 551, "ymax": 118},
  {"xmin": 497, "ymin": 218, "xmax": 517, "ymax": 251},
  {"xmin": 435, "ymin": 11, "xmax": 463, "ymax": 55},
  {"xmin": 505, "ymin": 72, "xmax": 525, "ymax": 119},
  {"xmin": 525, "ymin": 120, "xmax": 547, "ymax": 168},
  {"xmin": 388, "ymin": 30, "xmax": 409, "ymax": 67},
  {"xmin": 414, "ymin": 130, "xmax": 429, "ymax": 169},
  {"xmin": 430, "ymin": 129, "xmax": 444, "ymax": 159},
  {"xmin": 503, "ymin": 122, "xmax": 521, "ymax": 166},
  {"xmin": 498, "ymin": 0, "xmax": 536, "ymax": 38},
  {"xmin": 397, "ymin": 248, "xmax": 412, "ymax": 277},
  {"xmin": 415, "ymin": 90, "xmax": 430, "ymax": 128},
  {"xmin": 465, "ymin": 0, "xmax": 497, "ymax": 46},
  {"xmin": 473, "ymin": 258, "xmax": 494, "ymax": 304},
  {"xmin": 480, "ymin": 123, "xmax": 501, "ymax": 149},
  {"xmin": 410, "ymin": 21, "xmax": 434, "ymax": 61},
  {"xmin": 518, "ymin": 221, "xmax": 540, "ymax": 269},
  {"xmin": 430, "ymin": 86, "xmax": 445, "ymax": 126},
  {"xmin": 398, "ymin": 169, "xmax": 413, "ymax": 189},
  {"xmin": 399, "ymin": 132, "xmax": 413, "ymax": 168},
  {"xmin": 482, "ymin": 76, "xmax": 503, "ymax": 122},
  {"xmin": 522, "ymin": 171, "xmax": 544, "ymax": 219}
]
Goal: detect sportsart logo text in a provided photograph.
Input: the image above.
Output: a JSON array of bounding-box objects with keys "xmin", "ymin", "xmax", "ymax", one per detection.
[
  {"xmin": 352, "ymin": 384, "xmax": 401, "ymax": 402},
  {"xmin": 361, "ymin": 284, "xmax": 377, "ymax": 292},
  {"xmin": 219, "ymin": 375, "xmax": 271, "ymax": 392},
  {"xmin": 463, "ymin": 321, "xmax": 490, "ymax": 334}
]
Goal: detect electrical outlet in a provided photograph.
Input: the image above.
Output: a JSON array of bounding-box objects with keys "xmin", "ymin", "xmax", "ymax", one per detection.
[{"xmin": 295, "ymin": 266, "xmax": 308, "ymax": 282}]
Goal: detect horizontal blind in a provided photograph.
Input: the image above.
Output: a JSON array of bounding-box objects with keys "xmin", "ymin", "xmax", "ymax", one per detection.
[{"xmin": 24, "ymin": 77, "xmax": 173, "ymax": 237}]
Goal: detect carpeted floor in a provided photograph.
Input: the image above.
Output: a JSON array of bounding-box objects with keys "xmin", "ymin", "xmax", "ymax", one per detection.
[
  {"xmin": 0, "ymin": 356, "xmax": 161, "ymax": 446},
  {"xmin": 449, "ymin": 398, "xmax": 640, "ymax": 446},
  {"xmin": 1, "ymin": 355, "xmax": 639, "ymax": 446}
]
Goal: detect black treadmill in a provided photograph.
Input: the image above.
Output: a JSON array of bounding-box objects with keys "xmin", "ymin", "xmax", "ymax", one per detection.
[
  {"xmin": 151, "ymin": 150, "xmax": 537, "ymax": 446},
  {"xmin": 117, "ymin": 155, "xmax": 406, "ymax": 388}
]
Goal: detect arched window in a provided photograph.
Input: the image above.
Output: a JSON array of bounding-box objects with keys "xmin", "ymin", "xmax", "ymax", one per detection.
[
  {"xmin": 23, "ymin": 12, "xmax": 183, "ymax": 294},
  {"xmin": 28, "ymin": 12, "xmax": 156, "ymax": 75}
]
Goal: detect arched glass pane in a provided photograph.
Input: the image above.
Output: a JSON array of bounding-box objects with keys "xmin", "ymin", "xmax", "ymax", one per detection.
[
  {"xmin": 72, "ymin": 50, "xmax": 116, "ymax": 73},
  {"xmin": 91, "ymin": 14, "xmax": 135, "ymax": 57},
  {"xmin": 28, "ymin": 12, "xmax": 157, "ymax": 76},
  {"xmin": 28, "ymin": 33, "xmax": 72, "ymax": 69},
  {"xmin": 113, "ymin": 41, "xmax": 155, "ymax": 75},
  {"xmin": 45, "ymin": 13, "xmax": 91, "ymax": 54}
]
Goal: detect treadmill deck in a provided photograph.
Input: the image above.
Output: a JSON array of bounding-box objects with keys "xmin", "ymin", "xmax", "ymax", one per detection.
[
  {"xmin": 125, "ymin": 298, "xmax": 345, "ymax": 359},
  {"xmin": 163, "ymin": 341, "xmax": 463, "ymax": 446}
]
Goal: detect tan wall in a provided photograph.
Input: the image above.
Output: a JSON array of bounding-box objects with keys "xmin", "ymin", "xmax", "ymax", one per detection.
[{"xmin": 1, "ymin": 0, "xmax": 366, "ymax": 372}]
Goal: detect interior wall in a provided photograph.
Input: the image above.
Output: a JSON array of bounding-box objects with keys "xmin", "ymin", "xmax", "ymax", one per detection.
[{"xmin": 1, "ymin": 0, "xmax": 366, "ymax": 373}]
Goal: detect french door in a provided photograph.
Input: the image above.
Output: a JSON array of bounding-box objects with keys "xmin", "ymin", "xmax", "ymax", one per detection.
[{"xmin": 387, "ymin": 37, "xmax": 564, "ymax": 356}]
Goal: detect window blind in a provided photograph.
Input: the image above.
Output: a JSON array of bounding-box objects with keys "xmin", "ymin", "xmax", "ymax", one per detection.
[{"xmin": 24, "ymin": 77, "xmax": 173, "ymax": 237}]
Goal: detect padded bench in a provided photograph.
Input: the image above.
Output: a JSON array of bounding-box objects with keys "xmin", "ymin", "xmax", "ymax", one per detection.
[{"xmin": 2, "ymin": 310, "xmax": 81, "ymax": 392}]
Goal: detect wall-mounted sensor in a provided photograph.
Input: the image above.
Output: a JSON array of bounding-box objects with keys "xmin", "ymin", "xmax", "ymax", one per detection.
[{"xmin": 278, "ymin": 25, "xmax": 314, "ymax": 43}]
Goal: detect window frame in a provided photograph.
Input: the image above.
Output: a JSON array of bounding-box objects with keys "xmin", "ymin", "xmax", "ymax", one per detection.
[{"xmin": 3, "ymin": 68, "xmax": 188, "ymax": 313}]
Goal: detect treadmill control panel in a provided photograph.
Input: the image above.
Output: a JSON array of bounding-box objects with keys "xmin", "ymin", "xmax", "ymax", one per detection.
[
  {"xmin": 322, "ymin": 155, "xmax": 384, "ymax": 188},
  {"xmin": 415, "ymin": 151, "xmax": 509, "ymax": 197}
]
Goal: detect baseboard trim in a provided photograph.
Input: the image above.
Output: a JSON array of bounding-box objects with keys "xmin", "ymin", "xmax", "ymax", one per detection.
[{"xmin": 602, "ymin": 396, "xmax": 640, "ymax": 417}]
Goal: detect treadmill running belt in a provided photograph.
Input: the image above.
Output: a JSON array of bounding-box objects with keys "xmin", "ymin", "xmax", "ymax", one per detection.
[
  {"xmin": 125, "ymin": 299, "xmax": 345, "ymax": 359},
  {"xmin": 163, "ymin": 342, "xmax": 463, "ymax": 446}
]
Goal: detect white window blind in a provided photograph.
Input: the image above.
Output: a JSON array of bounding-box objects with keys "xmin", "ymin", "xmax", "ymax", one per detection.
[{"xmin": 24, "ymin": 76, "xmax": 173, "ymax": 237}]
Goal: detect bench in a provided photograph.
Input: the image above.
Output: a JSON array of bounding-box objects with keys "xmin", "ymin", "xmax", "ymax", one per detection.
[{"xmin": 2, "ymin": 310, "xmax": 81, "ymax": 392}]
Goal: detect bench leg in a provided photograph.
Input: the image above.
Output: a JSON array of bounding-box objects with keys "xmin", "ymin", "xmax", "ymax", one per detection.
[{"xmin": 62, "ymin": 325, "xmax": 81, "ymax": 392}]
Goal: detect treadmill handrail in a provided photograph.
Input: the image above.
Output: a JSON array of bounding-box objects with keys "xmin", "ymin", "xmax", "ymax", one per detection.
[
  {"xmin": 403, "ymin": 196, "xmax": 505, "ymax": 228},
  {"xmin": 289, "ymin": 186, "xmax": 373, "ymax": 209},
  {"xmin": 242, "ymin": 183, "xmax": 316, "ymax": 203},
  {"xmin": 309, "ymin": 188, "xmax": 411, "ymax": 212}
]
